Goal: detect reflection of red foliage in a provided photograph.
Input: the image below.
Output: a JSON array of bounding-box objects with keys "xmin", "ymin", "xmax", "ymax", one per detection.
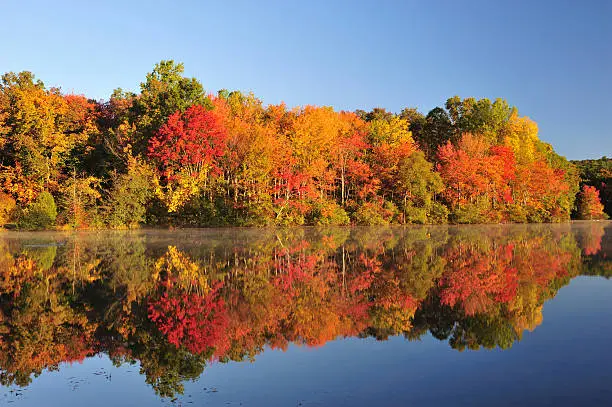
[
  {"xmin": 272, "ymin": 251, "xmax": 319, "ymax": 295},
  {"xmin": 148, "ymin": 281, "xmax": 229, "ymax": 357},
  {"xmin": 347, "ymin": 254, "xmax": 380, "ymax": 293},
  {"xmin": 583, "ymin": 223, "xmax": 605, "ymax": 256},
  {"xmin": 439, "ymin": 243, "xmax": 518, "ymax": 315}
]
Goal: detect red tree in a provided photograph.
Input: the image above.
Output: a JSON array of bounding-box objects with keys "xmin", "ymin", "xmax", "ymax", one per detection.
[{"xmin": 148, "ymin": 104, "xmax": 227, "ymax": 179}]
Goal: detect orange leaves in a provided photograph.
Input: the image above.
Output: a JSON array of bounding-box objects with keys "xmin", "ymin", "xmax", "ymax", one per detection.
[
  {"xmin": 0, "ymin": 163, "xmax": 40, "ymax": 204},
  {"xmin": 514, "ymin": 160, "xmax": 568, "ymax": 212},
  {"xmin": 438, "ymin": 243, "xmax": 518, "ymax": 316},
  {"xmin": 488, "ymin": 145, "xmax": 516, "ymax": 204},
  {"xmin": 577, "ymin": 185, "xmax": 606, "ymax": 220},
  {"xmin": 62, "ymin": 94, "xmax": 98, "ymax": 137},
  {"xmin": 437, "ymin": 135, "xmax": 491, "ymax": 208},
  {"xmin": 456, "ymin": 132, "xmax": 489, "ymax": 158},
  {"xmin": 437, "ymin": 132, "xmax": 572, "ymax": 221}
]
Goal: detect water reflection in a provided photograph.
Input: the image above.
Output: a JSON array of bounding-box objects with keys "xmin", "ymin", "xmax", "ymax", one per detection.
[{"xmin": 0, "ymin": 222, "xmax": 610, "ymax": 398}]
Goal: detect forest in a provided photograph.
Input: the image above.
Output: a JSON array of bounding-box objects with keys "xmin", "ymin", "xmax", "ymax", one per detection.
[{"xmin": 0, "ymin": 60, "xmax": 608, "ymax": 229}]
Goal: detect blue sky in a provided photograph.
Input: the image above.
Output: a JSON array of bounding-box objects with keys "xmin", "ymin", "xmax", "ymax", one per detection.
[{"xmin": 1, "ymin": 0, "xmax": 610, "ymax": 159}]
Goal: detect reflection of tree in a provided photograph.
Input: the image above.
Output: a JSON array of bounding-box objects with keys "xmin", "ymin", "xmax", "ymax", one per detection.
[
  {"xmin": 413, "ymin": 229, "xmax": 582, "ymax": 350},
  {"xmin": 581, "ymin": 222, "xmax": 606, "ymax": 256},
  {"xmin": 438, "ymin": 242, "xmax": 517, "ymax": 316},
  {"xmin": 0, "ymin": 250, "xmax": 95, "ymax": 386},
  {"xmin": 580, "ymin": 223, "xmax": 612, "ymax": 278},
  {"xmin": 148, "ymin": 279, "xmax": 228, "ymax": 356},
  {"xmin": 0, "ymin": 224, "xmax": 606, "ymax": 396},
  {"xmin": 126, "ymin": 331, "xmax": 209, "ymax": 398}
]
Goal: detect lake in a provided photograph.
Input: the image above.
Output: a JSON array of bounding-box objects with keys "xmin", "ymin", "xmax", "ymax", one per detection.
[{"xmin": 1, "ymin": 222, "xmax": 611, "ymax": 406}]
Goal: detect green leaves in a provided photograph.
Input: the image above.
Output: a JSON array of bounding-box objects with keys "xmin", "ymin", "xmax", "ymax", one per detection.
[
  {"xmin": 17, "ymin": 191, "xmax": 57, "ymax": 230},
  {"xmin": 130, "ymin": 60, "xmax": 210, "ymax": 155}
]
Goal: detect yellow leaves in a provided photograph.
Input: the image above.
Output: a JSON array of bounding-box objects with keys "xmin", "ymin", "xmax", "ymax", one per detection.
[
  {"xmin": 154, "ymin": 246, "xmax": 211, "ymax": 294},
  {"xmin": 291, "ymin": 106, "xmax": 346, "ymax": 166},
  {"xmin": 369, "ymin": 305, "xmax": 415, "ymax": 334},
  {"xmin": 1, "ymin": 74, "xmax": 99, "ymax": 194},
  {"xmin": 508, "ymin": 283, "xmax": 544, "ymax": 337},
  {"xmin": 368, "ymin": 116, "xmax": 414, "ymax": 148},
  {"xmin": 0, "ymin": 164, "xmax": 41, "ymax": 204},
  {"xmin": 0, "ymin": 255, "xmax": 37, "ymax": 296},
  {"xmin": 502, "ymin": 112, "xmax": 540, "ymax": 164},
  {"xmin": 0, "ymin": 192, "xmax": 16, "ymax": 223},
  {"xmin": 62, "ymin": 175, "xmax": 102, "ymax": 199},
  {"xmin": 221, "ymin": 96, "xmax": 281, "ymax": 180},
  {"xmin": 153, "ymin": 169, "xmax": 208, "ymax": 212},
  {"xmin": 12, "ymin": 86, "xmax": 80, "ymax": 155}
]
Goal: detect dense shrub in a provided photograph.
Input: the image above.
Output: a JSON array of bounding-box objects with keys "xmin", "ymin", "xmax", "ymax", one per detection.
[
  {"xmin": 18, "ymin": 192, "xmax": 57, "ymax": 230},
  {"xmin": 353, "ymin": 201, "xmax": 390, "ymax": 226},
  {"xmin": 307, "ymin": 201, "xmax": 350, "ymax": 226},
  {"xmin": 106, "ymin": 159, "xmax": 155, "ymax": 228}
]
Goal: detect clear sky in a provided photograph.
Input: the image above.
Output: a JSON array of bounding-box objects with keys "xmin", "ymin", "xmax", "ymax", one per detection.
[{"xmin": 1, "ymin": 0, "xmax": 610, "ymax": 159}]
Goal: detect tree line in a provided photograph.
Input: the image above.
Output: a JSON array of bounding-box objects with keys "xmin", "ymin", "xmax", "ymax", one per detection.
[{"xmin": 0, "ymin": 60, "xmax": 608, "ymax": 229}]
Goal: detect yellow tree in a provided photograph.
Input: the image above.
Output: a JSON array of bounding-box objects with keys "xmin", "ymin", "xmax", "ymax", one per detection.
[{"xmin": 0, "ymin": 72, "xmax": 97, "ymax": 202}]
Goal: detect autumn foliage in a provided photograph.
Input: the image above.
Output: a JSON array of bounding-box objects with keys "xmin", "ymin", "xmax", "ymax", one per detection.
[
  {"xmin": 148, "ymin": 104, "xmax": 227, "ymax": 178},
  {"xmin": 0, "ymin": 61, "xmax": 605, "ymax": 228},
  {"xmin": 576, "ymin": 185, "xmax": 606, "ymax": 220}
]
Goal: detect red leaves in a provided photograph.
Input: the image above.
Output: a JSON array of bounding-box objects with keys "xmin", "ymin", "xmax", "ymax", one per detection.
[
  {"xmin": 148, "ymin": 280, "xmax": 229, "ymax": 357},
  {"xmin": 438, "ymin": 243, "xmax": 518, "ymax": 315},
  {"xmin": 514, "ymin": 160, "xmax": 568, "ymax": 211},
  {"xmin": 63, "ymin": 94, "xmax": 97, "ymax": 127},
  {"xmin": 437, "ymin": 133, "xmax": 575, "ymax": 218},
  {"xmin": 148, "ymin": 104, "xmax": 227, "ymax": 178},
  {"xmin": 437, "ymin": 134, "xmax": 514, "ymax": 206},
  {"xmin": 489, "ymin": 146, "xmax": 516, "ymax": 181},
  {"xmin": 437, "ymin": 137, "xmax": 489, "ymax": 207}
]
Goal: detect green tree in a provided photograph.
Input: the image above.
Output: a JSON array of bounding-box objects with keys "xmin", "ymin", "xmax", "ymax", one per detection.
[
  {"xmin": 18, "ymin": 191, "xmax": 57, "ymax": 230},
  {"xmin": 446, "ymin": 96, "xmax": 513, "ymax": 143},
  {"xmin": 399, "ymin": 107, "xmax": 426, "ymax": 141},
  {"xmin": 417, "ymin": 107, "xmax": 453, "ymax": 160},
  {"xmin": 105, "ymin": 157, "xmax": 155, "ymax": 228},
  {"xmin": 130, "ymin": 60, "xmax": 210, "ymax": 154},
  {"xmin": 397, "ymin": 151, "xmax": 445, "ymax": 223},
  {"xmin": 571, "ymin": 157, "xmax": 612, "ymax": 217}
]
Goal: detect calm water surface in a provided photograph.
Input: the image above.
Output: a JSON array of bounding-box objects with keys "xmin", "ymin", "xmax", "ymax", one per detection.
[{"xmin": 1, "ymin": 222, "xmax": 611, "ymax": 406}]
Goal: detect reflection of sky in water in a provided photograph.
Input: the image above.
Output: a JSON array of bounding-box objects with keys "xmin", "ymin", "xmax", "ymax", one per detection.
[{"xmin": 1, "ymin": 223, "xmax": 611, "ymax": 406}]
